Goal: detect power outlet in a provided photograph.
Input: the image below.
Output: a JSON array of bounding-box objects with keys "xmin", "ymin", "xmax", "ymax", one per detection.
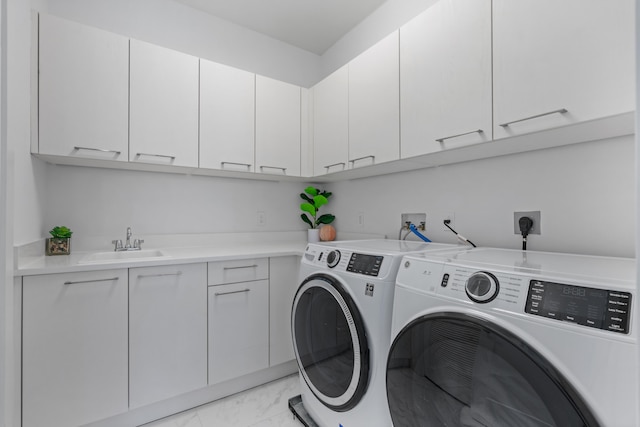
[
  {"xmin": 514, "ymin": 211, "xmax": 541, "ymax": 235},
  {"xmin": 401, "ymin": 213, "xmax": 426, "ymax": 230},
  {"xmin": 257, "ymin": 211, "xmax": 266, "ymax": 226},
  {"xmin": 358, "ymin": 212, "xmax": 365, "ymax": 228},
  {"xmin": 444, "ymin": 212, "xmax": 455, "ymax": 229}
]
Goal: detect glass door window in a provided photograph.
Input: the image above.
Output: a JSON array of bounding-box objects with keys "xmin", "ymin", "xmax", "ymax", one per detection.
[
  {"xmin": 386, "ymin": 313, "xmax": 598, "ymax": 427},
  {"xmin": 292, "ymin": 274, "xmax": 369, "ymax": 411}
]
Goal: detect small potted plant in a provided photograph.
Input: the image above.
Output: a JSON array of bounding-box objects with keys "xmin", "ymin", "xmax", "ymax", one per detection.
[
  {"xmin": 300, "ymin": 186, "xmax": 335, "ymax": 242},
  {"xmin": 46, "ymin": 226, "xmax": 73, "ymax": 255}
]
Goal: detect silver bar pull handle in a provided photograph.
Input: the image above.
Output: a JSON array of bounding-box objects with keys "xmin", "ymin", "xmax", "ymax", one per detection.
[
  {"xmin": 349, "ymin": 155, "xmax": 375, "ymax": 165},
  {"xmin": 324, "ymin": 162, "xmax": 346, "ymax": 171},
  {"xmin": 136, "ymin": 152, "xmax": 176, "ymax": 160},
  {"xmin": 499, "ymin": 109, "xmax": 568, "ymax": 127},
  {"xmin": 221, "ymin": 162, "xmax": 252, "ymax": 170},
  {"xmin": 74, "ymin": 146, "xmax": 121, "ymax": 155},
  {"xmin": 436, "ymin": 129, "xmax": 484, "ymax": 143},
  {"xmin": 137, "ymin": 272, "xmax": 182, "ymax": 278},
  {"xmin": 259, "ymin": 166, "xmax": 287, "ymax": 174},
  {"xmin": 64, "ymin": 277, "xmax": 119, "ymax": 285},
  {"xmin": 223, "ymin": 265, "xmax": 258, "ymax": 270},
  {"xmin": 214, "ymin": 288, "xmax": 251, "ymax": 297}
]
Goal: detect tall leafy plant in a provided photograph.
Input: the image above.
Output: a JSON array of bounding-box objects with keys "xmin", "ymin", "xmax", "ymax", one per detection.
[{"xmin": 300, "ymin": 186, "xmax": 335, "ymax": 229}]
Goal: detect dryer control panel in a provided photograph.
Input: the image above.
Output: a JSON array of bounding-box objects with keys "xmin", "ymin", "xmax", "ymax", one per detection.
[{"xmin": 525, "ymin": 280, "xmax": 632, "ymax": 334}]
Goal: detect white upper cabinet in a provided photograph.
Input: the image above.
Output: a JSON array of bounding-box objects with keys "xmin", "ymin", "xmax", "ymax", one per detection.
[
  {"xmin": 38, "ymin": 14, "xmax": 129, "ymax": 161},
  {"xmin": 493, "ymin": 0, "xmax": 635, "ymax": 139},
  {"xmin": 200, "ymin": 60, "xmax": 256, "ymax": 172},
  {"xmin": 348, "ymin": 31, "xmax": 400, "ymax": 168},
  {"xmin": 130, "ymin": 39, "xmax": 199, "ymax": 167},
  {"xmin": 400, "ymin": 0, "xmax": 492, "ymax": 158},
  {"xmin": 313, "ymin": 65, "xmax": 349, "ymax": 175},
  {"xmin": 255, "ymin": 75, "xmax": 301, "ymax": 176}
]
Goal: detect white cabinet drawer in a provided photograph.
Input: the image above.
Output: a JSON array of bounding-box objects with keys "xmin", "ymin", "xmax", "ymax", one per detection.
[
  {"xmin": 208, "ymin": 280, "xmax": 269, "ymax": 384},
  {"xmin": 208, "ymin": 258, "xmax": 269, "ymax": 285}
]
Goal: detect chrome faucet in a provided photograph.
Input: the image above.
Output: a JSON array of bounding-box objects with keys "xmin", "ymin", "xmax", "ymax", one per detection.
[{"xmin": 112, "ymin": 227, "xmax": 144, "ymax": 251}]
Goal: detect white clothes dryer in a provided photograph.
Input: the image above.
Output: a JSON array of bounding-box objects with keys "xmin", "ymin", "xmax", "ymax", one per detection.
[
  {"xmin": 290, "ymin": 240, "xmax": 464, "ymax": 427},
  {"xmin": 388, "ymin": 247, "xmax": 638, "ymax": 427}
]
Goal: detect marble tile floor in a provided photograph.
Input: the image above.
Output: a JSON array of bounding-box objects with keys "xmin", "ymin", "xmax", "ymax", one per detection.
[{"xmin": 141, "ymin": 374, "xmax": 305, "ymax": 427}]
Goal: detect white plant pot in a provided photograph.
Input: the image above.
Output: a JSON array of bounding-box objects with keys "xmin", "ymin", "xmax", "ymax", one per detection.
[{"xmin": 307, "ymin": 229, "xmax": 320, "ymax": 243}]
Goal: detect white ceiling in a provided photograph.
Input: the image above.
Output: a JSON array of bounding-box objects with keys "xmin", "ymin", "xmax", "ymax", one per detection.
[{"xmin": 173, "ymin": 0, "xmax": 388, "ymax": 55}]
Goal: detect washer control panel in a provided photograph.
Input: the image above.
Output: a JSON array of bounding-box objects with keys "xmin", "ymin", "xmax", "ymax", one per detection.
[
  {"xmin": 525, "ymin": 280, "xmax": 632, "ymax": 334},
  {"xmin": 346, "ymin": 253, "xmax": 383, "ymax": 276},
  {"xmin": 303, "ymin": 245, "xmax": 388, "ymax": 278}
]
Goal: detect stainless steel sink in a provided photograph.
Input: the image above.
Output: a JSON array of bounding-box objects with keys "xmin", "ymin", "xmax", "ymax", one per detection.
[{"xmin": 79, "ymin": 249, "xmax": 169, "ymax": 264}]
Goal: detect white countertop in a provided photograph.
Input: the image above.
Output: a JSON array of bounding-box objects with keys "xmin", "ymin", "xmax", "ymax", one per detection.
[{"xmin": 15, "ymin": 232, "xmax": 313, "ymax": 276}]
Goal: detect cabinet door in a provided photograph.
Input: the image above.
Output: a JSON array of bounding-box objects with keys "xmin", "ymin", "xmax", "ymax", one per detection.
[
  {"xmin": 348, "ymin": 31, "xmax": 400, "ymax": 168},
  {"xmin": 129, "ymin": 263, "xmax": 207, "ymax": 408},
  {"xmin": 208, "ymin": 280, "xmax": 269, "ymax": 384},
  {"xmin": 313, "ymin": 66, "xmax": 349, "ymax": 175},
  {"xmin": 38, "ymin": 14, "xmax": 129, "ymax": 161},
  {"xmin": 255, "ymin": 75, "xmax": 301, "ymax": 176},
  {"xmin": 22, "ymin": 270, "xmax": 128, "ymax": 427},
  {"xmin": 200, "ymin": 60, "xmax": 256, "ymax": 172},
  {"xmin": 269, "ymin": 256, "xmax": 300, "ymax": 366},
  {"xmin": 130, "ymin": 40, "xmax": 199, "ymax": 167},
  {"xmin": 493, "ymin": 0, "xmax": 635, "ymax": 138},
  {"xmin": 400, "ymin": 0, "xmax": 492, "ymax": 158}
]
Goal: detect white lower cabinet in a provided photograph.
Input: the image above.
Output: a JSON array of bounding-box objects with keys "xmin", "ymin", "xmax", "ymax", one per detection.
[
  {"xmin": 129, "ymin": 263, "xmax": 207, "ymax": 408},
  {"xmin": 208, "ymin": 279, "xmax": 270, "ymax": 384},
  {"xmin": 269, "ymin": 256, "xmax": 300, "ymax": 366},
  {"xmin": 207, "ymin": 259, "xmax": 270, "ymax": 384},
  {"xmin": 22, "ymin": 269, "xmax": 128, "ymax": 427}
]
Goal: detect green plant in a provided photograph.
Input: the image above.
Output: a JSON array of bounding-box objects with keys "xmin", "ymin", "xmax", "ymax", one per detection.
[
  {"xmin": 300, "ymin": 186, "xmax": 335, "ymax": 229},
  {"xmin": 49, "ymin": 226, "xmax": 73, "ymax": 239}
]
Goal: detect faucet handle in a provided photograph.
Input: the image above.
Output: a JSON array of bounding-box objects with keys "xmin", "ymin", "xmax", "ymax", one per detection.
[
  {"xmin": 134, "ymin": 239, "xmax": 144, "ymax": 249},
  {"xmin": 112, "ymin": 239, "xmax": 123, "ymax": 251}
]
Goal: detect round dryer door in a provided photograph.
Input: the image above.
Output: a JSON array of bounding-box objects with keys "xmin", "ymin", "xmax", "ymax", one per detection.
[
  {"xmin": 386, "ymin": 312, "xmax": 599, "ymax": 427},
  {"xmin": 292, "ymin": 274, "xmax": 369, "ymax": 411}
]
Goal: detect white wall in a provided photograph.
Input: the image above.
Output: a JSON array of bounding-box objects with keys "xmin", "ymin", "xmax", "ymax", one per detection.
[
  {"xmin": 319, "ymin": 0, "xmax": 439, "ymax": 80},
  {"xmin": 329, "ymin": 136, "xmax": 636, "ymax": 258},
  {"xmin": 43, "ymin": 166, "xmax": 311, "ymax": 245},
  {"xmin": 34, "ymin": 0, "xmax": 321, "ymax": 87}
]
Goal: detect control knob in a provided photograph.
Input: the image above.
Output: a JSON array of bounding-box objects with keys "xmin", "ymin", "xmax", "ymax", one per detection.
[
  {"xmin": 465, "ymin": 271, "xmax": 499, "ymax": 303},
  {"xmin": 326, "ymin": 250, "xmax": 341, "ymax": 268}
]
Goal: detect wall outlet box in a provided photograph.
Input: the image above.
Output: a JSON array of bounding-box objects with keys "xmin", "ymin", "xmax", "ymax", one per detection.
[
  {"xmin": 401, "ymin": 213, "xmax": 426, "ymax": 229},
  {"xmin": 514, "ymin": 211, "xmax": 541, "ymax": 235}
]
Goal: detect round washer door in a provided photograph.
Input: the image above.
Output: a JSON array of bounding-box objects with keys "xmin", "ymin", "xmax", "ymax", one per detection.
[
  {"xmin": 386, "ymin": 312, "xmax": 600, "ymax": 427},
  {"xmin": 292, "ymin": 273, "xmax": 369, "ymax": 411}
]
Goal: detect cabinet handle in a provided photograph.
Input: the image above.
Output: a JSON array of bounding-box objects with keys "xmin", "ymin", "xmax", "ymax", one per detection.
[
  {"xmin": 223, "ymin": 265, "xmax": 258, "ymax": 270},
  {"xmin": 137, "ymin": 271, "xmax": 182, "ymax": 278},
  {"xmin": 64, "ymin": 277, "xmax": 119, "ymax": 285},
  {"xmin": 221, "ymin": 162, "xmax": 251, "ymax": 170},
  {"xmin": 259, "ymin": 166, "xmax": 287, "ymax": 174},
  {"xmin": 73, "ymin": 146, "xmax": 121, "ymax": 155},
  {"xmin": 499, "ymin": 109, "xmax": 568, "ymax": 127},
  {"xmin": 436, "ymin": 129, "xmax": 484, "ymax": 143},
  {"xmin": 349, "ymin": 155, "xmax": 375, "ymax": 165},
  {"xmin": 324, "ymin": 162, "xmax": 346, "ymax": 171},
  {"xmin": 214, "ymin": 288, "xmax": 251, "ymax": 297},
  {"xmin": 135, "ymin": 152, "xmax": 176, "ymax": 160}
]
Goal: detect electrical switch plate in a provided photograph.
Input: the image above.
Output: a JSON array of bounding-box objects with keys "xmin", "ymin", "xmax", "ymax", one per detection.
[
  {"xmin": 401, "ymin": 213, "xmax": 426, "ymax": 229},
  {"xmin": 514, "ymin": 211, "xmax": 541, "ymax": 235}
]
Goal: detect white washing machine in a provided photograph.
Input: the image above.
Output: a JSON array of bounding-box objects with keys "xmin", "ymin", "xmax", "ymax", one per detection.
[
  {"xmin": 289, "ymin": 240, "xmax": 465, "ymax": 427},
  {"xmin": 388, "ymin": 247, "xmax": 638, "ymax": 427}
]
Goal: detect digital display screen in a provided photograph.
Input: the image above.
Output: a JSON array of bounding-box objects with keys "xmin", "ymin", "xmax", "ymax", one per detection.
[
  {"xmin": 525, "ymin": 281, "xmax": 631, "ymax": 334},
  {"xmin": 346, "ymin": 253, "xmax": 383, "ymax": 276}
]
